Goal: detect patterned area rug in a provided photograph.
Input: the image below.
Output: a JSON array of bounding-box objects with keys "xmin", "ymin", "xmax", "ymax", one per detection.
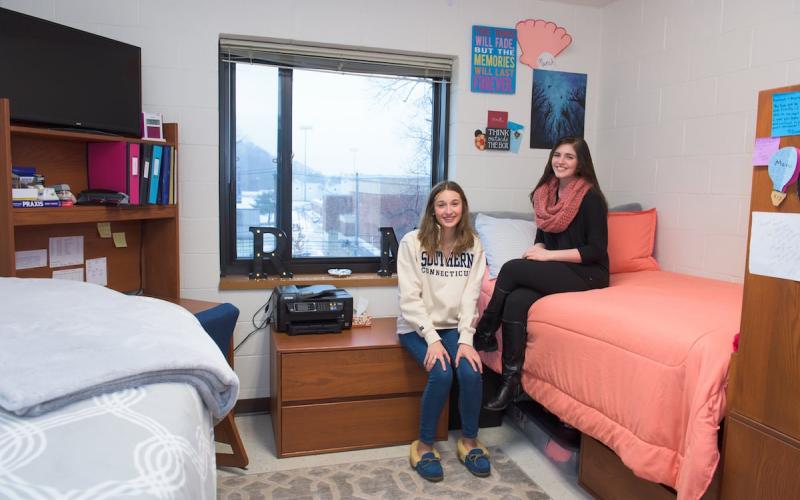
[{"xmin": 217, "ymin": 447, "xmax": 550, "ymax": 499}]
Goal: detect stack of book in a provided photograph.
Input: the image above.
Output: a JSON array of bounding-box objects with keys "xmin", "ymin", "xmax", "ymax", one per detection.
[
  {"xmin": 87, "ymin": 141, "xmax": 177, "ymax": 205},
  {"xmin": 11, "ymin": 166, "xmax": 62, "ymax": 208},
  {"xmin": 11, "ymin": 166, "xmax": 45, "ymax": 188}
]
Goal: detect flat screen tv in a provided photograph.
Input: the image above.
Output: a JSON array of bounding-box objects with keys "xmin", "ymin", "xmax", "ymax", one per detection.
[{"xmin": 0, "ymin": 7, "xmax": 142, "ymax": 137}]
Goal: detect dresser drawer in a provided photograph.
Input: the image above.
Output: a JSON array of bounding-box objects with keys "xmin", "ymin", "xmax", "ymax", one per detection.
[
  {"xmin": 281, "ymin": 347, "xmax": 427, "ymax": 401},
  {"xmin": 722, "ymin": 416, "xmax": 800, "ymax": 500},
  {"xmin": 280, "ymin": 395, "xmax": 447, "ymax": 456}
]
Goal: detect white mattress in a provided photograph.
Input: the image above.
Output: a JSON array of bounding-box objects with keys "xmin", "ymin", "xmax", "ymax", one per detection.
[{"xmin": 0, "ymin": 383, "xmax": 215, "ymax": 500}]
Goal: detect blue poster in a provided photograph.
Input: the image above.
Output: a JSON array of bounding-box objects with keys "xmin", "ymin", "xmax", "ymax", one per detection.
[
  {"xmin": 530, "ymin": 69, "xmax": 587, "ymax": 149},
  {"xmin": 772, "ymin": 92, "xmax": 800, "ymax": 137},
  {"xmin": 471, "ymin": 25, "xmax": 517, "ymax": 94}
]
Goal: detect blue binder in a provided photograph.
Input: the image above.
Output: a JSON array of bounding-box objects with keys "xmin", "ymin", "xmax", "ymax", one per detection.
[
  {"xmin": 148, "ymin": 145, "xmax": 163, "ymax": 204},
  {"xmin": 159, "ymin": 146, "xmax": 171, "ymax": 204}
]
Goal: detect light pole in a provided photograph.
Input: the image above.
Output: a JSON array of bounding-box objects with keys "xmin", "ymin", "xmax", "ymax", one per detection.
[
  {"xmin": 300, "ymin": 125, "xmax": 312, "ymax": 201},
  {"xmin": 349, "ymin": 147, "xmax": 359, "ymax": 254}
]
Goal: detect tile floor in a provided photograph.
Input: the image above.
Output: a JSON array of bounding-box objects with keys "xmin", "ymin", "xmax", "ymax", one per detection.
[{"xmin": 218, "ymin": 413, "xmax": 592, "ymax": 500}]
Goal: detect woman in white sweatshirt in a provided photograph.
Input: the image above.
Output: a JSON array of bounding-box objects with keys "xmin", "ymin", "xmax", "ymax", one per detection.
[{"xmin": 397, "ymin": 180, "xmax": 490, "ymax": 482}]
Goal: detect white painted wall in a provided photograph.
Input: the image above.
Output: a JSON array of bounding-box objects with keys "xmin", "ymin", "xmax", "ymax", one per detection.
[
  {"xmin": 10, "ymin": 0, "xmax": 791, "ymax": 399},
  {"xmin": 596, "ymin": 0, "xmax": 799, "ymax": 282},
  {"xmin": 2, "ymin": 0, "xmax": 605, "ymax": 399}
]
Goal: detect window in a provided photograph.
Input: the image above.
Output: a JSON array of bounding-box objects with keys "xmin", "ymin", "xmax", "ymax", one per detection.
[{"xmin": 219, "ymin": 37, "xmax": 452, "ymax": 275}]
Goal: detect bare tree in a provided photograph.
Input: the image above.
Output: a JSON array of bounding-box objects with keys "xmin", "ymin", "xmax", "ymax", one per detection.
[{"xmin": 370, "ymin": 78, "xmax": 433, "ymax": 231}]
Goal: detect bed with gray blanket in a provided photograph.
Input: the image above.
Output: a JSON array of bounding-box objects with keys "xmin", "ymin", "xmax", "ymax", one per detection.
[{"xmin": 0, "ymin": 278, "xmax": 239, "ymax": 499}]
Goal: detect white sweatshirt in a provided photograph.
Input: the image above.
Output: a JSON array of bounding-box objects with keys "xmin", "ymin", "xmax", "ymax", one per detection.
[{"xmin": 396, "ymin": 229, "xmax": 487, "ymax": 346}]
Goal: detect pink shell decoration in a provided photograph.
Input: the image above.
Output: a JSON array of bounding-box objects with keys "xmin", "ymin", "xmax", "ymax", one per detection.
[{"xmin": 516, "ymin": 19, "xmax": 572, "ymax": 69}]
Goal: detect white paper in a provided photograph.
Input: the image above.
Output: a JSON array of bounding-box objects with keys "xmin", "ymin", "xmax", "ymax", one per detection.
[
  {"xmin": 85, "ymin": 257, "xmax": 108, "ymax": 286},
  {"xmin": 15, "ymin": 249, "xmax": 47, "ymax": 270},
  {"xmin": 52, "ymin": 268, "xmax": 84, "ymax": 281},
  {"xmin": 354, "ymin": 295, "xmax": 369, "ymax": 316},
  {"xmin": 49, "ymin": 236, "xmax": 84, "ymax": 268},
  {"xmin": 749, "ymin": 211, "xmax": 800, "ymax": 282}
]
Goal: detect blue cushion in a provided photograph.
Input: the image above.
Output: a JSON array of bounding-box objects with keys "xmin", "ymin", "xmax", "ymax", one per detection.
[{"xmin": 194, "ymin": 303, "xmax": 240, "ymax": 357}]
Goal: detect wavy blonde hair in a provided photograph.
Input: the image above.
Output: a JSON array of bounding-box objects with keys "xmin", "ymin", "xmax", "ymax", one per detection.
[{"xmin": 417, "ymin": 181, "xmax": 476, "ymax": 256}]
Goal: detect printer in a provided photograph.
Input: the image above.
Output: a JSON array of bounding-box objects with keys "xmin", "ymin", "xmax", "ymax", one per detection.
[{"xmin": 270, "ymin": 284, "xmax": 353, "ymax": 335}]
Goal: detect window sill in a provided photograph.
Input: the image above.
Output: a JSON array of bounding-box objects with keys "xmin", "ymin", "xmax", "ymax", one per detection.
[{"xmin": 219, "ymin": 273, "xmax": 398, "ymax": 290}]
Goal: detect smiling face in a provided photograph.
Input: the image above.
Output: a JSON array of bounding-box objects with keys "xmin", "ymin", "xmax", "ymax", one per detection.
[
  {"xmin": 551, "ymin": 143, "xmax": 579, "ymax": 181},
  {"xmin": 433, "ymin": 189, "xmax": 463, "ymax": 231}
]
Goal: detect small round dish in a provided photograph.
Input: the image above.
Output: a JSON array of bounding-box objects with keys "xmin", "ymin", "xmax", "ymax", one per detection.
[{"xmin": 327, "ymin": 268, "xmax": 352, "ymax": 277}]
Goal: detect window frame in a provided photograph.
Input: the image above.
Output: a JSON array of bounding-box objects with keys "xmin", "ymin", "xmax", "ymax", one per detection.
[{"xmin": 218, "ymin": 46, "xmax": 450, "ymax": 276}]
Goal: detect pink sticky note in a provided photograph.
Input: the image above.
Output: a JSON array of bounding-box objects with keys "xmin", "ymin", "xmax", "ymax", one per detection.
[{"xmin": 753, "ymin": 137, "xmax": 781, "ymax": 166}]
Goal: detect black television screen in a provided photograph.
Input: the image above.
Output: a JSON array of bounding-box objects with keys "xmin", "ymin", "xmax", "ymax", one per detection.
[{"xmin": 0, "ymin": 8, "xmax": 142, "ymax": 137}]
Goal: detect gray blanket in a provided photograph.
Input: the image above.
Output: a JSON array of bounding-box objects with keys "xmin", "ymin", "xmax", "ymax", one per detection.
[{"xmin": 0, "ymin": 278, "xmax": 239, "ymax": 418}]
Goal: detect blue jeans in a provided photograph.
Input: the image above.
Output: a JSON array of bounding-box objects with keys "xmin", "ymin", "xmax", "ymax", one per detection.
[{"xmin": 399, "ymin": 329, "xmax": 482, "ymax": 445}]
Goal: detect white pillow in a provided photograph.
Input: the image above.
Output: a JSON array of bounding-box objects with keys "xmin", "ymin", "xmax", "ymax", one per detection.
[{"xmin": 475, "ymin": 213, "xmax": 537, "ymax": 279}]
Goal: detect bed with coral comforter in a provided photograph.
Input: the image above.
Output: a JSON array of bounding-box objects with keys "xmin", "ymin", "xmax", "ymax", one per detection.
[{"xmin": 479, "ymin": 270, "xmax": 742, "ymax": 500}]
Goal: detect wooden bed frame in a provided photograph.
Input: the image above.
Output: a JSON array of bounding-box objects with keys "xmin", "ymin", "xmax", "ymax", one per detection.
[{"xmin": 578, "ymin": 433, "xmax": 721, "ymax": 500}]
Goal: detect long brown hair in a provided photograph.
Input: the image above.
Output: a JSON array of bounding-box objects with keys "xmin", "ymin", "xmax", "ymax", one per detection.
[
  {"xmin": 529, "ymin": 136, "xmax": 608, "ymax": 210},
  {"xmin": 417, "ymin": 181, "xmax": 476, "ymax": 256}
]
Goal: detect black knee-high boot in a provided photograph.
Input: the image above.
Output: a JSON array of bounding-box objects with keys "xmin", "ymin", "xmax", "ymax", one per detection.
[
  {"xmin": 484, "ymin": 320, "xmax": 526, "ymax": 411},
  {"xmin": 473, "ymin": 287, "xmax": 510, "ymax": 352}
]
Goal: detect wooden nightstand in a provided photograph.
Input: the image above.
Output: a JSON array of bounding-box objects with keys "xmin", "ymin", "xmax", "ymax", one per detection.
[{"xmin": 270, "ymin": 317, "xmax": 448, "ymax": 457}]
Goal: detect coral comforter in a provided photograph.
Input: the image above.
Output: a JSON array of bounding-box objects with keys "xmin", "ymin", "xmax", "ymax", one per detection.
[{"xmin": 479, "ymin": 270, "xmax": 742, "ymax": 500}]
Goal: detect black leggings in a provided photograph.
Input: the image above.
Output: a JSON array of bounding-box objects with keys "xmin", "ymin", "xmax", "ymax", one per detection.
[{"xmin": 495, "ymin": 259, "xmax": 597, "ymax": 322}]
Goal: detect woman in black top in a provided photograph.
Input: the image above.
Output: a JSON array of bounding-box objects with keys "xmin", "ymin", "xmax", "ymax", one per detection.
[{"xmin": 474, "ymin": 136, "xmax": 610, "ymax": 411}]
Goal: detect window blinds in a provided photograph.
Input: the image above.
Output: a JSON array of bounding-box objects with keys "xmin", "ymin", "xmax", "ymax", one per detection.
[{"xmin": 219, "ymin": 35, "xmax": 453, "ymax": 80}]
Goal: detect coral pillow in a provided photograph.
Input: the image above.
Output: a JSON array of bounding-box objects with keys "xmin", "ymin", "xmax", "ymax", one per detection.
[{"xmin": 607, "ymin": 208, "xmax": 659, "ymax": 273}]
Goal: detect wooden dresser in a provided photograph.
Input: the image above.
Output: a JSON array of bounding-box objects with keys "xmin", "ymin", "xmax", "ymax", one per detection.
[
  {"xmin": 270, "ymin": 317, "xmax": 448, "ymax": 457},
  {"xmin": 720, "ymin": 84, "xmax": 800, "ymax": 498}
]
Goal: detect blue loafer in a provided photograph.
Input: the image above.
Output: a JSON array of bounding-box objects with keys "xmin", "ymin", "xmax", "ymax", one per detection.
[
  {"xmin": 457, "ymin": 438, "xmax": 491, "ymax": 477},
  {"xmin": 409, "ymin": 440, "xmax": 443, "ymax": 482}
]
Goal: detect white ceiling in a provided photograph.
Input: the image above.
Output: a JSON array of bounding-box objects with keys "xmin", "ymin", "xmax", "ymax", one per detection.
[{"xmin": 540, "ymin": 0, "xmax": 617, "ymax": 7}]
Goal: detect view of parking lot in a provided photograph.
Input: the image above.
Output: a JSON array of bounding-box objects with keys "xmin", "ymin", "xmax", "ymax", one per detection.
[{"xmin": 234, "ymin": 64, "xmax": 433, "ymax": 259}]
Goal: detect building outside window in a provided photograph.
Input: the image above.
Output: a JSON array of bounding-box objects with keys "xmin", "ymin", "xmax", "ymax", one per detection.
[{"xmin": 219, "ymin": 37, "xmax": 452, "ymax": 275}]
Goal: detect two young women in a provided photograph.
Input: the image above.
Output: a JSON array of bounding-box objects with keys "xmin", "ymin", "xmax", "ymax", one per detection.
[{"xmin": 396, "ymin": 136, "xmax": 609, "ymax": 482}]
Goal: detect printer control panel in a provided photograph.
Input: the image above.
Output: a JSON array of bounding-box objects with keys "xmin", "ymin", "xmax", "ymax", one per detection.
[{"xmin": 290, "ymin": 301, "xmax": 344, "ymax": 313}]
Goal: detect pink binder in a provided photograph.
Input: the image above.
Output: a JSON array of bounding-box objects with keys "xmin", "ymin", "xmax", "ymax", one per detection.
[
  {"xmin": 128, "ymin": 143, "xmax": 140, "ymax": 205},
  {"xmin": 87, "ymin": 141, "xmax": 127, "ymax": 194}
]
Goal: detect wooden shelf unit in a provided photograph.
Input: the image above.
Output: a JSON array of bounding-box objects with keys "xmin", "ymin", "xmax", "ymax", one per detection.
[
  {"xmin": 720, "ymin": 84, "xmax": 800, "ymax": 499},
  {"xmin": 0, "ymin": 97, "xmax": 180, "ymax": 300},
  {"xmin": 12, "ymin": 205, "xmax": 177, "ymax": 226}
]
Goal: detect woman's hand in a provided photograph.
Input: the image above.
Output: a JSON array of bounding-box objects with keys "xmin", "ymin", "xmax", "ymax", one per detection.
[
  {"xmin": 523, "ymin": 245, "xmax": 550, "ymax": 261},
  {"xmin": 424, "ymin": 341, "xmax": 451, "ymax": 372},
  {"xmin": 524, "ymin": 246, "xmax": 583, "ymax": 264},
  {"xmin": 455, "ymin": 343, "xmax": 483, "ymax": 373}
]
